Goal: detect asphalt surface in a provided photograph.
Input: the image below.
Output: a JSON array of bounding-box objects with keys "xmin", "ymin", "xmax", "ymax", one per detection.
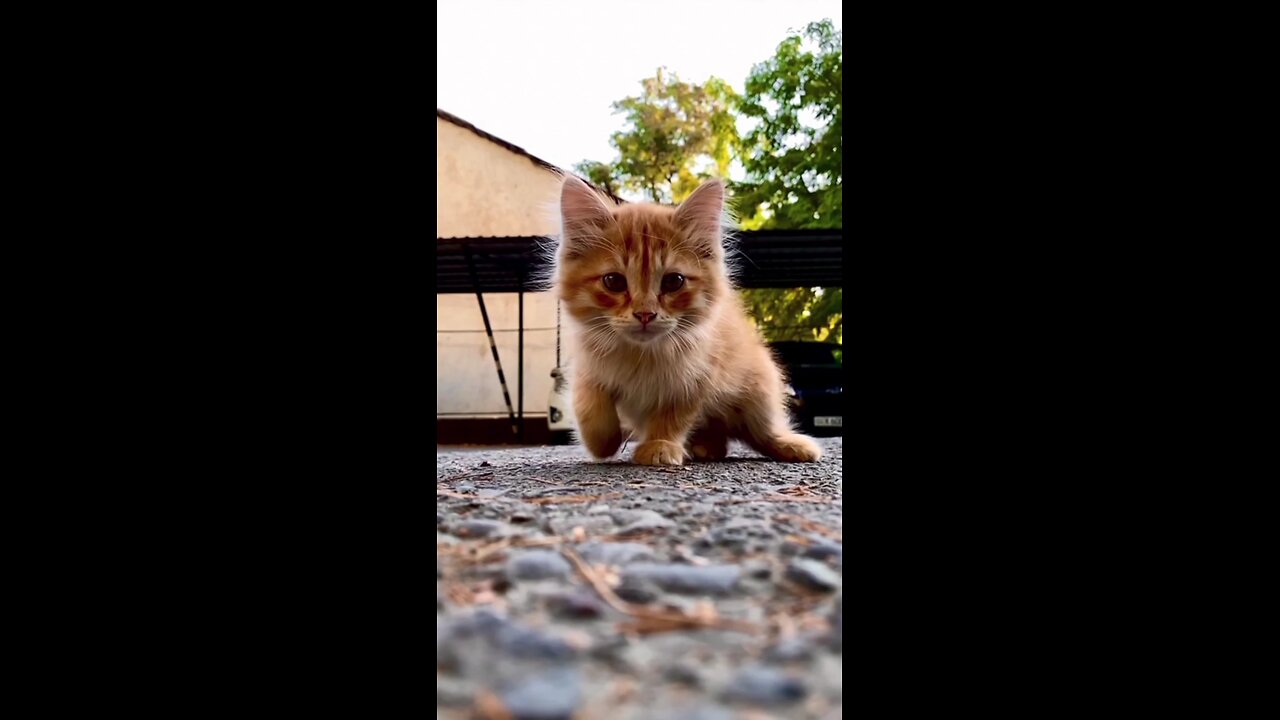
[{"xmin": 437, "ymin": 437, "xmax": 843, "ymax": 720}]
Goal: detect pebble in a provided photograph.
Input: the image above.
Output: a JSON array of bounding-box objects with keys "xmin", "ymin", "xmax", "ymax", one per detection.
[
  {"xmin": 801, "ymin": 537, "xmax": 843, "ymax": 565},
  {"xmin": 497, "ymin": 622, "xmax": 579, "ymax": 662},
  {"xmin": 742, "ymin": 559, "xmax": 773, "ymax": 579},
  {"xmin": 450, "ymin": 519, "xmax": 510, "ymax": 538},
  {"xmin": 664, "ymin": 662, "xmax": 704, "ymax": 686},
  {"xmin": 706, "ymin": 517, "xmax": 774, "ymax": 548},
  {"xmin": 438, "ymin": 609, "xmax": 578, "ymax": 663},
  {"xmin": 547, "ymin": 514, "xmax": 616, "ymax": 535},
  {"xmin": 544, "ymin": 588, "xmax": 608, "ymax": 619},
  {"xmin": 786, "ymin": 558, "xmax": 841, "ymax": 592},
  {"xmin": 500, "ymin": 666, "xmax": 582, "ymax": 720},
  {"xmin": 764, "ymin": 637, "xmax": 815, "ymax": 663},
  {"xmin": 613, "ymin": 576, "xmax": 659, "ymax": 604},
  {"xmin": 506, "ymin": 550, "xmax": 571, "ymax": 582},
  {"xmin": 576, "ymin": 541, "xmax": 655, "ymax": 566},
  {"xmin": 722, "ymin": 665, "xmax": 808, "ymax": 706},
  {"xmin": 623, "ymin": 563, "xmax": 741, "ymax": 595},
  {"xmin": 435, "ymin": 675, "xmax": 475, "ymax": 706},
  {"xmin": 611, "ymin": 509, "xmax": 675, "ymax": 534}
]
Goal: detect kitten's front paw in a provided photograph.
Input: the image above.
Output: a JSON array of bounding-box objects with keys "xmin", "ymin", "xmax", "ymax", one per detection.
[
  {"xmin": 768, "ymin": 433, "xmax": 822, "ymax": 462},
  {"xmin": 633, "ymin": 440, "xmax": 685, "ymax": 466}
]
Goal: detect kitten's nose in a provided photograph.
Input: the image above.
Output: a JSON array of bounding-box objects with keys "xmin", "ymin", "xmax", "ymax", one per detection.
[{"xmin": 633, "ymin": 311, "xmax": 656, "ymax": 326}]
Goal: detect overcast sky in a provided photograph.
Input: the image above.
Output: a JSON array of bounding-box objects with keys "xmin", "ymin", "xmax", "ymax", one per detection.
[{"xmin": 436, "ymin": 0, "xmax": 842, "ymax": 177}]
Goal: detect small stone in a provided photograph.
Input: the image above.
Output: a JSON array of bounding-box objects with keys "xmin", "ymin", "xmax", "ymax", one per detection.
[
  {"xmin": 547, "ymin": 514, "xmax": 615, "ymax": 535},
  {"xmin": 435, "ymin": 675, "xmax": 475, "ymax": 706},
  {"xmin": 801, "ymin": 538, "xmax": 842, "ymax": 565},
  {"xmin": 611, "ymin": 509, "xmax": 675, "ymax": 534},
  {"xmin": 577, "ymin": 541, "xmax": 655, "ymax": 566},
  {"xmin": 506, "ymin": 550, "xmax": 571, "ymax": 582},
  {"xmin": 786, "ymin": 559, "xmax": 841, "ymax": 592},
  {"xmin": 613, "ymin": 577, "xmax": 658, "ymax": 604},
  {"xmin": 623, "ymin": 563, "xmax": 741, "ymax": 595},
  {"xmin": 743, "ymin": 559, "xmax": 773, "ymax": 579},
  {"xmin": 545, "ymin": 588, "xmax": 608, "ymax": 619},
  {"xmin": 500, "ymin": 666, "xmax": 582, "ymax": 720},
  {"xmin": 664, "ymin": 662, "xmax": 703, "ymax": 686},
  {"xmin": 764, "ymin": 637, "xmax": 815, "ymax": 663},
  {"xmin": 497, "ymin": 623, "xmax": 579, "ymax": 662},
  {"xmin": 707, "ymin": 518, "xmax": 774, "ymax": 547},
  {"xmin": 722, "ymin": 665, "xmax": 808, "ymax": 706},
  {"xmin": 450, "ymin": 519, "xmax": 510, "ymax": 538},
  {"xmin": 456, "ymin": 481, "xmax": 476, "ymax": 491}
]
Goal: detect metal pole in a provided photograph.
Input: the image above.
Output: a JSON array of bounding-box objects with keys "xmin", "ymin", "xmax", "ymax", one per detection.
[
  {"xmin": 465, "ymin": 244, "xmax": 519, "ymax": 438},
  {"xmin": 517, "ymin": 273, "xmax": 525, "ymax": 443}
]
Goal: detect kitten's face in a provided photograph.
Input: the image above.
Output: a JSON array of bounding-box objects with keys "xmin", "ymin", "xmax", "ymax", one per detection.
[{"xmin": 556, "ymin": 178, "xmax": 727, "ymax": 349}]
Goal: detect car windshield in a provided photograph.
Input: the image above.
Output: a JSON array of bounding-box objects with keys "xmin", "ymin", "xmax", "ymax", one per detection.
[{"xmin": 774, "ymin": 344, "xmax": 842, "ymax": 367}]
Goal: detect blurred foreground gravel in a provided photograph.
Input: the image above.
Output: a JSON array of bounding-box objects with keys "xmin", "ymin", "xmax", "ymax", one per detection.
[{"xmin": 437, "ymin": 438, "xmax": 843, "ymax": 720}]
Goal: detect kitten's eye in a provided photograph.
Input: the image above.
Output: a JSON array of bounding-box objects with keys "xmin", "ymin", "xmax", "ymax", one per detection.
[
  {"xmin": 602, "ymin": 273, "xmax": 627, "ymax": 292},
  {"xmin": 661, "ymin": 273, "xmax": 686, "ymax": 293}
]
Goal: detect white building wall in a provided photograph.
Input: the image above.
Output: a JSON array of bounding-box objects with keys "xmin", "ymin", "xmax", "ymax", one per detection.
[
  {"xmin": 436, "ymin": 114, "xmax": 573, "ymax": 420},
  {"xmin": 436, "ymin": 291, "xmax": 574, "ymax": 418}
]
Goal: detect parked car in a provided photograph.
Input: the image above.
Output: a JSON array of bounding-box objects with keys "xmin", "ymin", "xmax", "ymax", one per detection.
[{"xmin": 769, "ymin": 341, "xmax": 843, "ymax": 436}]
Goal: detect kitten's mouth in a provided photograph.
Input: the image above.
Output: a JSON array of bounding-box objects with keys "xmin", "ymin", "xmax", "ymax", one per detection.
[{"xmin": 625, "ymin": 325, "xmax": 673, "ymax": 342}]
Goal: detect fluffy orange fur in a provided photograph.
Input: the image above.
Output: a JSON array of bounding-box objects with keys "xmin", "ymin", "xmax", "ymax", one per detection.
[{"xmin": 554, "ymin": 176, "xmax": 821, "ymax": 466}]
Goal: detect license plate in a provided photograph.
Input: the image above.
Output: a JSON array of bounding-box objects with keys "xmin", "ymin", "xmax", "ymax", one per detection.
[{"xmin": 814, "ymin": 416, "xmax": 842, "ymax": 427}]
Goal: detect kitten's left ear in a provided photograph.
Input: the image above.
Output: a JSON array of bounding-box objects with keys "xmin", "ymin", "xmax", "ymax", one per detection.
[{"xmin": 674, "ymin": 179, "xmax": 725, "ymax": 256}]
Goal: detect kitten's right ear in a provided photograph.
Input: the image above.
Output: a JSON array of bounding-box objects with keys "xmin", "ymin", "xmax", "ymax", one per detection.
[{"xmin": 560, "ymin": 176, "xmax": 613, "ymax": 259}]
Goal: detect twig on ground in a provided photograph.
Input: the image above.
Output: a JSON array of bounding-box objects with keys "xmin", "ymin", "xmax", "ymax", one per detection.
[
  {"xmin": 560, "ymin": 547, "xmax": 759, "ymax": 635},
  {"xmin": 437, "ymin": 471, "xmax": 494, "ymax": 483}
]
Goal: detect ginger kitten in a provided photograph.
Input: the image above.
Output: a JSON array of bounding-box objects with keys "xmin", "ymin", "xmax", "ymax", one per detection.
[{"xmin": 554, "ymin": 175, "xmax": 822, "ymax": 466}]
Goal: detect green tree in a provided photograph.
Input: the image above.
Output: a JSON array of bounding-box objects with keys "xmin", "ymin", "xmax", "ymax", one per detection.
[
  {"xmin": 734, "ymin": 19, "xmax": 842, "ymax": 230},
  {"xmin": 572, "ymin": 159, "xmax": 618, "ymax": 197},
  {"xmin": 739, "ymin": 287, "xmax": 842, "ymax": 344},
  {"xmin": 735, "ymin": 20, "xmax": 842, "ymax": 345},
  {"xmin": 576, "ymin": 68, "xmax": 739, "ymax": 203}
]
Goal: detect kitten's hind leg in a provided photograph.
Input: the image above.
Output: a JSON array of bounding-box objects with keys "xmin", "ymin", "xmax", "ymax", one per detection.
[
  {"xmin": 734, "ymin": 395, "xmax": 822, "ymax": 463},
  {"xmin": 687, "ymin": 416, "xmax": 729, "ymax": 461},
  {"xmin": 573, "ymin": 380, "xmax": 623, "ymax": 459}
]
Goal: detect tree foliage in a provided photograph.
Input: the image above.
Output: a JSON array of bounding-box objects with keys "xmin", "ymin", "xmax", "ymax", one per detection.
[
  {"xmin": 572, "ymin": 159, "xmax": 618, "ymax": 197},
  {"xmin": 734, "ymin": 20, "xmax": 842, "ymax": 230},
  {"xmin": 576, "ymin": 68, "xmax": 738, "ymax": 203},
  {"xmin": 740, "ymin": 287, "xmax": 842, "ymax": 344},
  {"xmin": 734, "ymin": 21, "xmax": 842, "ymax": 344}
]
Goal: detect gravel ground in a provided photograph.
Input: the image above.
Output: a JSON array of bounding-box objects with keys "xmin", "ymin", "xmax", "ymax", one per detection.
[{"xmin": 437, "ymin": 438, "xmax": 843, "ymax": 720}]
